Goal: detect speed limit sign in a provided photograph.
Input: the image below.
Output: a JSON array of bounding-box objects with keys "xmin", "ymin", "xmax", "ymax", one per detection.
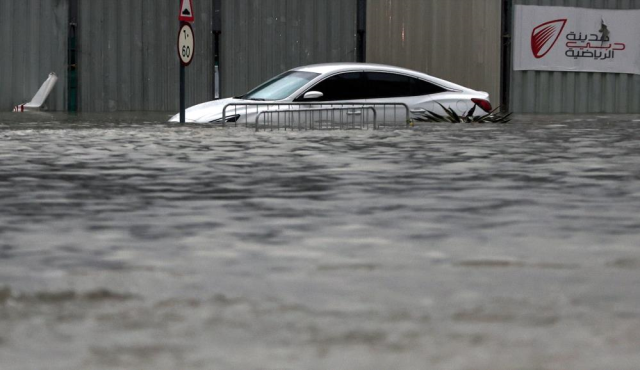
[{"xmin": 177, "ymin": 23, "xmax": 195, "ymax": 66}]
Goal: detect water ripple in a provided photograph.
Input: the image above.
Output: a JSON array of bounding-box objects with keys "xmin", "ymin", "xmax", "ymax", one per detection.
[{"xmin": 1, "ymin": 113, "xmax": 640, "ymax": 369}]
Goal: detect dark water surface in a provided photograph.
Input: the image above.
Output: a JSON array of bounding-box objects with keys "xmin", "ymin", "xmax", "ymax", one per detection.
[{"xmin": 1, "ymin": 112, "xmax": 640, "ymax": 370}]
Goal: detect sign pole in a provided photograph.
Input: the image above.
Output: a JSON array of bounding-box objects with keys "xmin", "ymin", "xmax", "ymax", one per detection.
[
  {"xmin": 180, "ymin": 63, "xmax": 186, "ymax": 123},
  {"xmin": 177, "ymin": 0, "xmax": 195, "ymax": 123},
  {"xmin": 177, "ymin": 22, "xmax": 194, "ymax": 121},
  {"xmin": 179, "ymin": 0, "xmax": 184, "ymax": 123}
]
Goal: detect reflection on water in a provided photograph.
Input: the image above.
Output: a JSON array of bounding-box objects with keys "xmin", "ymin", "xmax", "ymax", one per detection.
[{"xmin": 1, "ymin": 112, "xmax": 640, "ymax": 370}]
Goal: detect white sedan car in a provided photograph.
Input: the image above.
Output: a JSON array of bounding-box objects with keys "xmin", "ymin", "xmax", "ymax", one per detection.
[{"xmin": 170, "ymin": 63, "xmax": 492, "ymax": 124}]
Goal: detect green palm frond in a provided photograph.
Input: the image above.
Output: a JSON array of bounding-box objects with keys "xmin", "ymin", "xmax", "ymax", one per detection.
[{"xmin": 415, "ymin": 104, "xmax": 512, "ymax": 124}]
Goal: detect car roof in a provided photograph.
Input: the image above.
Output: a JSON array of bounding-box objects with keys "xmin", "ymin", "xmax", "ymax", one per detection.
[
  {"xmin": 293, "ymin": 63, "xmax": 473, "ymax": 92},
  {"xmin": 294, "ymin": 62, "xmax": 412, "ymax": 74}
]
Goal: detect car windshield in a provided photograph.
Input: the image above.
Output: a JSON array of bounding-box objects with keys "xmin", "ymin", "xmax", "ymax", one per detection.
[{"xmin": 242, "ymin": 71, "xmax": 320, "ymax": 101}]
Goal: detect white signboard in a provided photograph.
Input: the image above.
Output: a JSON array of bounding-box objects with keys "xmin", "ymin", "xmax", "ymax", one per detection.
[
  {"xmin": 513, "ymin": 5, "xmax": 640, "ymax": 75},
  {"xmin": 178, "ymin": 23, "xmax": 195, "ymax": 66}
]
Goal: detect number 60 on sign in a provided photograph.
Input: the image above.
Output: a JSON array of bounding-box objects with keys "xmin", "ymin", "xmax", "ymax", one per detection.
[{"xmin": 177, "ymin": 23, "xmax": 195, "ymax": 66}]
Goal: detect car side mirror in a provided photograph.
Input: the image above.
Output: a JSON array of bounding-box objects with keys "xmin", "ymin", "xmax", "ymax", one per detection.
[{"xmin": 303, "ymin": 91, "xmax": 323, "ymax": 100}]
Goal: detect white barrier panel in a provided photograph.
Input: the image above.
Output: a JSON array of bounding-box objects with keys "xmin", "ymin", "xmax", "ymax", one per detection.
[
  {"xmin": 13, "ymin": 73, "xmax": 58, "ymax": 112},
  {"xmin": 514, "ymin": 5, "xmax": 640, "ymax": 75}
]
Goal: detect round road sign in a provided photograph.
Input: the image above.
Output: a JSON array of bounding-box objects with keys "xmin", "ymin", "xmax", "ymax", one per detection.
[{"xmin": 177, "ymin": 23, "xmax": 195, "ymax": 66}]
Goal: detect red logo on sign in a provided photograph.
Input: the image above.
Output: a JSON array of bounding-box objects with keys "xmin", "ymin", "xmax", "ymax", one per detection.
[{"xmin": 531, "ymin": 19, "xmax": 567, "ymax": 59}]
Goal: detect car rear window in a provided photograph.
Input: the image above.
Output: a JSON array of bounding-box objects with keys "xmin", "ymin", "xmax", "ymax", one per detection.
[
  {"xmin": 365, "ymin": 72, "xmax": 447, "ymax": 99},
  {"xmin": 410, "ymin": 77, "xmax": 448, "ymax": 96}
]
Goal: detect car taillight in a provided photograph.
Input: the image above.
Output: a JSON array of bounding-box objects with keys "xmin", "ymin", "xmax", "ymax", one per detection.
[{"xmin": 471, "ymin": 98, "xmax": 493, "ymax": 113}]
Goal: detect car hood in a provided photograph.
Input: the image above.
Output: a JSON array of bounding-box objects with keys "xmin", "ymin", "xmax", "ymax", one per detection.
[{"xmin": 169, "ymin": 98, "xmax": 254, "ymax": 123}]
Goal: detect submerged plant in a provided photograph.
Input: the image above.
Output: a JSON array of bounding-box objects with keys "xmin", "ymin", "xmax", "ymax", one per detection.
[{"xmin": 414, "ymin": 103, "xmax": 512, "ymax": 124}]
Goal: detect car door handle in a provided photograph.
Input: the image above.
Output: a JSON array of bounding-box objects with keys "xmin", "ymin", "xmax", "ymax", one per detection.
[
  {"xmin": 410, "ymin": 108, "xmax": 427, "ymax": 114},
  {"xmin": 347, "ymin": 110, "xmax": 362, "ymax": 115}
]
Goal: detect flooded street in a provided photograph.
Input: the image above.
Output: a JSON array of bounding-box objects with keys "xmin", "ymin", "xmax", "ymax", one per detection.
[{"xmin": 1, "ymin": 112, "xmax": 640, "ymax": 370}]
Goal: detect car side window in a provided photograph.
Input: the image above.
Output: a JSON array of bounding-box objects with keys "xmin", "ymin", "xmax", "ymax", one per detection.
[
  {"xmin": 365, "ymin": 72, "xmax": 411, "ymax": 99},
  {"xmin": 411, "ymin": 77, "xmax": 448, "ymax": 96},
  {"xmin": 365, "ymin": 72, "xmax": 448, "ymax": 99},
  {"xmin": 300, "ymin": 72, "xmax": 366, "ymax": 101}
]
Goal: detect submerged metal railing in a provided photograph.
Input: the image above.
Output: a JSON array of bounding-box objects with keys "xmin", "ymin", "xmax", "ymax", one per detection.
[
  {"xmin": 221, "ymin": 102, "xmax": 410, "ymax": 130},
  {"xmin": 255, "ymin": 107, "xmax": 377, "ymax": 131}
]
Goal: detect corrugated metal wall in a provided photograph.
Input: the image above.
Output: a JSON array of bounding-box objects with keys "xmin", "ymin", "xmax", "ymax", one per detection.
[
  {"xmin": 511, "ymin": 0, "xmax": 640, "ymax": 113},
  {"xmin": 78, "ymin": 0, "xmax": 214, "ymax": 112},
  {"xmin": 4, "ymin": 1, "xmax": 638, "ymax": 114},
  {"xmin": 221, "ymin": 0, "xmax": 358, "ymax": 98},
  {"xmin": 0, "ymin": 0, "xmax": 68, "ymax": 111},
  {"xmin": 366, "ymin": 0, "xmax": 502, "ymax": 106}
]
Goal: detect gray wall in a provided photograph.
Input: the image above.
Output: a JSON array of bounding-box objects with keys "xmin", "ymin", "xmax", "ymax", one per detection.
[
  {"xmin": 366, "ymin": 0, "xmax": 503, "ymax": 107},
  {"xmin": 221, "ymin": 0, "xmax": 358, "ymax": 98},
  {"xmin": 511, "ymin": 0, "xmax": 640, "ymax": 113},
  {"xmin": 78, "ymin": 0, "xmax": 215, "ymax": 112},
  {"xmin": 79, "ymin": 0, "xmax": 360, "ymax": 109},
  {"xmin": 1, "ymin": 0, "xmax": 358, "ymax": 112},
  {"xmin": 0, "ymin": 0, "xmax": 68, "ymax": 111},
  {"xmin": 4, "ymin": 0, "xmax": 639, "ymax": 114}
]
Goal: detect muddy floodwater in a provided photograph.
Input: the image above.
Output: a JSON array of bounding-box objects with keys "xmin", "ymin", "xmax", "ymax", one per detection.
[{"xmin": 1, "ymin": 112, "xmax": 640, "ymax": 370}]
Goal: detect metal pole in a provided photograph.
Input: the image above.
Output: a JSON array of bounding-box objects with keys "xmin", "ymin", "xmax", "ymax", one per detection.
[
  {"xmin": 357, "ymin": 0, "xmax": 367, "ymax": 63},
  {"xmin": 213, "ymin": 0, "xmax": 222, "ymax": 99},
  {"xmin": 180, "ymin": 64, "xmax": 186, "ymax": 123},
  {"xmin": 500, "ymin": 0, "xmax": 512, "ymax": 113},
  {"xmin": 68, "ymin": 0, "xmax": 78, "ymax": 112}
]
